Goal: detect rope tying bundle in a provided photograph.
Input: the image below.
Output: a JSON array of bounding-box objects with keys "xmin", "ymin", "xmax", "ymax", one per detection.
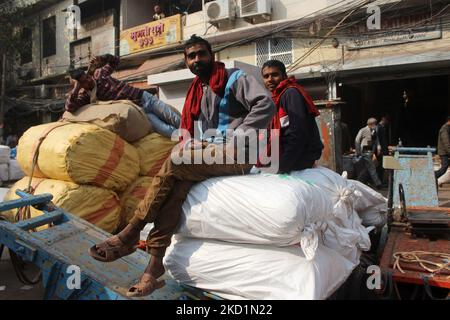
[{"xmin": 393, "ymin": 251, "xmax": 450, "ymax": 278}]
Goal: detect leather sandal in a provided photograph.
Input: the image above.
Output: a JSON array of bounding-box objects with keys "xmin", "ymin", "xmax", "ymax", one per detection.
[
  {"xmin": 126, "ymin": 273, "xmax": 165, "ymax": 297},
  {"xmin": 88, "ymin": 235, "xmax": 138, "ymax": 262}
]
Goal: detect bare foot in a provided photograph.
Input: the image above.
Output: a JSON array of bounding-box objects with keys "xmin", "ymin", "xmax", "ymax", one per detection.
[{"xmin": 127, "ymin": 256, "xmax": 166, "ymax": 297}]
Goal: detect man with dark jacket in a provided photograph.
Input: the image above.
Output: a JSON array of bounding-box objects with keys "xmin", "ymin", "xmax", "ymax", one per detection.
[
  {"xmin": 435, "ymin": 117, "xmax": 450, "ymax": 179},
  {"xmin": 261, "ymin": 60, "xmax": 323, "ymax": 173}
]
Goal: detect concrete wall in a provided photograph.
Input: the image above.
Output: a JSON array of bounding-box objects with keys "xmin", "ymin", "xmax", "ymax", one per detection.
[
  {"xmin": 183, "ymin": 0, "xmax": 354, "ymax": 39},
  {"xmin": 17, "ymin": 0, "xmax": 120, "ymax": 81},
  {"xmin": 202, "ymin": 17, "xmax": 450, "ymax": 80},
  {"xmin": 78, "ymin": 9, "xmax": 116, "ymax": 57},
  {"xmin": 120, "ymin": 0, "xmax": 159, "ymax": 30},
  {"xmin": 217, "ymin": 43, "xmax": 256, "ymax": 66},
  {"xmin": 22, "ymin": 0, "xmax": 74, "ymax": 79}
]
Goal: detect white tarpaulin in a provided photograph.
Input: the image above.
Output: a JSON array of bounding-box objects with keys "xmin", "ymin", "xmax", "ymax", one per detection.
[{"xmin": 350, "ymin": 179, "xmax": 387, "ymax": 228}]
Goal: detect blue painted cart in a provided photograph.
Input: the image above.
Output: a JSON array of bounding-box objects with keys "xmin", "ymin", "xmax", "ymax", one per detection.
[
  {"xmin": 392, "ymin": 147, "xmax": 439, "ymax": 208},
  {"xmin": 0, "ymin": 190, "xmax": 221, "ymax": 300}
]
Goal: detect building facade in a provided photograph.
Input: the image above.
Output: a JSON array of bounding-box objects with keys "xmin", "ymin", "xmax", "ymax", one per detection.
[{"xmin": 2, "ymin": 0, "xmax": 449, "ymax": 150}]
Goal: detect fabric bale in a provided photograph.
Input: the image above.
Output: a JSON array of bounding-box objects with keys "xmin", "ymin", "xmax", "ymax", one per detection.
[
  {"xmin": 17, "ymin": 122, "xmax": 139, "ymax": 191},
  {"xmin": 133, "ymin": 133, "xmax": 178, "ymax": 176},
  {"xmin": 61, "ymin": 100, "xmax": 152, "ymax": 143},
  {"xmin": 178, "ymin": 172, "xmax": 335, "ymax": 260},
  {"xmin": 350, "ymin": 179, "xmax": 387, "ymax": 228},
  {"xmin": 177, "ymin": 167, "xmax": 373, "ymax": 262},
  {"xmin": 292, "ymin": 167, "xmax": 374, "ymax": 254},
  {"xmin": 119, "ymin": 176, "xmax": 152, "ymax": 229},
  {"xmin": 1, "ymin": 177, "xmax": 121, "ymax": 233},
  {"xmin": 164, "ymin": 236, "xmax": 356, "ymax": 300}
]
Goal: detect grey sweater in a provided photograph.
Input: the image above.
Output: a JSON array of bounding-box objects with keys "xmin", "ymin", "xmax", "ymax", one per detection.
[
  {"xmin": 195, "ymin": 69, "xmax": 276, "ymax": 140},
  {"xmin": 355, "ymin": 126, "xmax": 378, "ymax": 155}
]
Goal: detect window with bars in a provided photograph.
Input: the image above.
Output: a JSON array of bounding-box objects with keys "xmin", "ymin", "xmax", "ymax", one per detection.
[{"xmin": 256, "ymin": 38, "xmax": 293, "ymax": 67}]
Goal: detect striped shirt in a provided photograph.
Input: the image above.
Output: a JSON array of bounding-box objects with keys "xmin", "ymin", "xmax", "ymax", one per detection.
[{"xmin": 65, "ymin": 56, "xmax": 143, "ymax": 112}]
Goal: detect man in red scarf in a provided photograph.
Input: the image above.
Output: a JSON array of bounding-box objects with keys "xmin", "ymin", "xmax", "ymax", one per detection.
[
  {"xmin": 261, "ymin": 60, "xmax": 323, "ymax": 173},
  {"xmin": 89, "ymin": 35, "xmax": 276, "ymax": 297}
]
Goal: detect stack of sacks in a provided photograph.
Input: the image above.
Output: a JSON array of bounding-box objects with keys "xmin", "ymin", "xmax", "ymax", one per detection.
[
  {"xmin": 3, "ymin": 122, "xmax": 140, "ymax": 233},
  {"xmin": 164, "ymin": 166, "xmax": 386, "ymax": 299},
  {"xmin": 17, "ymin": 123, "xmax": 139, "ymax": 191},
  {"xmin": 2, "ymin": 102, "xmax": 180, "ymax": 233}
]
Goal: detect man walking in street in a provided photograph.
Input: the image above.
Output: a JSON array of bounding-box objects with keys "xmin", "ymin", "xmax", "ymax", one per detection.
[{"xmin": 354, "ymin": 118, "xmax": 383, "ymax": 189}]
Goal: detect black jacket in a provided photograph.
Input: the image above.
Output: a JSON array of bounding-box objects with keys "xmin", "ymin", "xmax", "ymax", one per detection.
[{"xmin": 278, "ymin": 88, "xmax": 323, "ymax": 173}]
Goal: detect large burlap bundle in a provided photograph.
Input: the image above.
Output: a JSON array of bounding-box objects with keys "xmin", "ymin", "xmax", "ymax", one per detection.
[
  {"xmin": 119, "ymin": 176, "xmax": 152, "ymax": 230},
  {"xmin": 61, "ymin": 100, "xmax": 152, "ymax": 142},
  {"xmin": 1, "ymin": 177, "xmax": 121, "ymax": 233},
  {"xmin": 133, "ymin": 133, "xmax": 178, "ymax": 176},
  {"xmin": 17, "ymin": 122, "xmax": 139, "ymax": 191}
]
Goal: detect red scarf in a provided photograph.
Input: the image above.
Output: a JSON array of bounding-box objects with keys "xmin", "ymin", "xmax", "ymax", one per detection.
[
  {"xmin": 180, "ymin": 62, "xmax": 227, "ymax": 141},
  {"xmin": 271, "ymin": 76, "xmax": 320, "ymax": 130}
]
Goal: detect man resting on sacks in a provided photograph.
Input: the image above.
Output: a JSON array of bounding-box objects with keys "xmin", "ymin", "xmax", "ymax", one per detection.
[{"xmin": 65, "ymin": 54, "xmax": 180, "ymax": 138}]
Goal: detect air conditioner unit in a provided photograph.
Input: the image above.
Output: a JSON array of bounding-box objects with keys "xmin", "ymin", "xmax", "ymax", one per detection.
[
  {"xmin": 205, "ymin": 0, "xmax": 236, "ymax": 24},
  {"xmin": 239, "ymin": 0, "xmax": 272, "ymax": 20}
]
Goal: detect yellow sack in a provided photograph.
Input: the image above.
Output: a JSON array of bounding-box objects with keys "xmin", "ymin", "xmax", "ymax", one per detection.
[
  {"xmin": 119, "ymin": 176, "xmax": 152, "ymax": 230},
  {"xmin": 1, "ymin": 177, "xmax": 121, "ymax": 233},
  {"xmin": 133, "ymin": 133, "xmax": 177, "ymax": 176},
  {"xmin": 17, "ymin": 122, "xmax": 140, "ymax": 191}
]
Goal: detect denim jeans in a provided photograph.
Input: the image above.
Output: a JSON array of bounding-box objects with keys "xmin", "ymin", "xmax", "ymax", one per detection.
[{"xmin": 140, "ymin": 91, "xmax": 180, "ymax": 138}]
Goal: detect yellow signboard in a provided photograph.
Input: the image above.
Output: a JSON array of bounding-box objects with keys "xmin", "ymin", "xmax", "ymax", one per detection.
[{"xmin": 120, "ymin": 14, "xmax": 182, "ymax": 55}]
